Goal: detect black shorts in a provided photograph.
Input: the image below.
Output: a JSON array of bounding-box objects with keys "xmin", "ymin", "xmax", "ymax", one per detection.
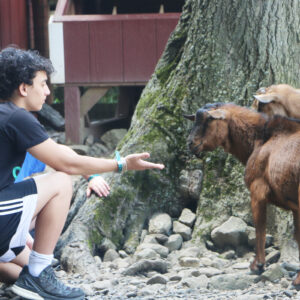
[{"xmin": 0, "ymin": 179, "xmax": 37, "ymax": 262}]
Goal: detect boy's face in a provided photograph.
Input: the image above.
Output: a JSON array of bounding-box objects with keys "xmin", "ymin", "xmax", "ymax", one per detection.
[{"xmin": 24, "ymin": 71, "xmax": 50, "ymax": 111}]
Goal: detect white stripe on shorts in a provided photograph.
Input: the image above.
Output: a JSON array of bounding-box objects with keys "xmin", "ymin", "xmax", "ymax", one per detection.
[
  {"xmin": 0, "ymin": 207, "xmax": 23, "ymax": 215},
  {"xmin": 0, "ymin": 193, "xmax": 37, "ymax": 262}
]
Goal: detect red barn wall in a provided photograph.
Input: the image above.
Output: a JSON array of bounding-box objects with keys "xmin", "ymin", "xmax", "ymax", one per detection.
[{"xmin": 0, "ymin": 0, "xmax": 29, "ymax": 50}]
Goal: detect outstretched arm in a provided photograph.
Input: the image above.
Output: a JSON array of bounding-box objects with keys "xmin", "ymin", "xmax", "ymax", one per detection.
[{"xmin": 28, "ymin": 138, "xmax": 164, "ymax": 176}]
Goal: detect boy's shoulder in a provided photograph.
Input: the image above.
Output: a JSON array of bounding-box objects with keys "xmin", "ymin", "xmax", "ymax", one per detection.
[{"xmin": 0, "ymin": 102, "xmax": 35, "ymax": 128}]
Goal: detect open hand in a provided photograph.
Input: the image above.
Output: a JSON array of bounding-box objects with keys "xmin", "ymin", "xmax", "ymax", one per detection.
[{"xmin": 125, "ymin": 153, "xmax": 165, "ymax": 171}]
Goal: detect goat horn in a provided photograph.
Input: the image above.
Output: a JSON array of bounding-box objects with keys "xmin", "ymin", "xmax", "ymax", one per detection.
[{"xmin": 183, "ymin": 114, "xmax": 195, "ymax": 121}]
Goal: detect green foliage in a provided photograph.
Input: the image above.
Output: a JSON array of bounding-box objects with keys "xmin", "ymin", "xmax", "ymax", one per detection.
[{"xmin": 99, "ymin": 87, "xmax": 119, "ymax": 104}]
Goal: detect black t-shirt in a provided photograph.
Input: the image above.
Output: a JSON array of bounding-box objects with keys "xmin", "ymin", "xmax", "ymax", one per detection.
[{"xmin": 0, "ymin": 102, "xmax": 49, "ymax": 190}]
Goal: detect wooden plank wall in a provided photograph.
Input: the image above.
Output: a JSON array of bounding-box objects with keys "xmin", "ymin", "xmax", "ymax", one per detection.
[
  {"xmin": 63, "ymin": 14, "xmax": 180, "ymax": 84},
  {"xmin": 0, "ymin": 0, "xmax": 28, "ymax": 49}
]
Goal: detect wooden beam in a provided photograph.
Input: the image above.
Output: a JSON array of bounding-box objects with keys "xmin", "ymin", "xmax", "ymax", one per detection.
[
  {"xmin": 54, "ymin": 0, "xmax": 69, "ymax": 18},
  {"xmin": 80, "ymin": 87, "xmax": 108, "ymax": 117}
]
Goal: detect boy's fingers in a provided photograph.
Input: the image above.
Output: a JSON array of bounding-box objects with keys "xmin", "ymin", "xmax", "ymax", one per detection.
[{"xmin": 86, "ymin": 188, "xmax": 91, "ymax": 197}]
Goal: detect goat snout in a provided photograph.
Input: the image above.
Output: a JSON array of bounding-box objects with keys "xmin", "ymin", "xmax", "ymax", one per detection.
[
  {"xmin": 187, "ymin": 138, "xmax": 195, "ymax": 151},
  {"xmin": 187, "ymin": 139, "xmax": 202, "ymax": 156}
]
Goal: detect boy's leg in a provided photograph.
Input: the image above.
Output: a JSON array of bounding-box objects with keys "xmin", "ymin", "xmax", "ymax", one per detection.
[
  {"xmin": 12, "ymin": 172, "xmax": 85, "ymax": 299},
  {"xmin": 0, "ymin": 246, "xmax": 30, "ymax": 283},
  {"xmin": 0, "ymin": 263, "xmax": 22, "ymax": 284},
  {"xmin": 32, "ymin": 171, "xmax": 73, "ymax": 254}
]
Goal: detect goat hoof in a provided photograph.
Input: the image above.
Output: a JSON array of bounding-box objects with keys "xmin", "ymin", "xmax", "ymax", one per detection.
[
  {"xmin": 292, "ymin": 283, "xmax": 300, "ymax": 291},
  {"xmin": 250, "ymin": 263, "xmax": 264, "ymax": 275}
]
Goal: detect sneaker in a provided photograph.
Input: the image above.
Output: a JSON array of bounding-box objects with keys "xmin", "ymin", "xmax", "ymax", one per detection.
[{"xmin": 11, "ymin": 265, "xmax": 85, "ymax": 300}]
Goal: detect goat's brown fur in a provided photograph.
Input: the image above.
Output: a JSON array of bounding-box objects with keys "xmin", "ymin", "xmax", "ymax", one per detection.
[
  {"xmin": 186, "ymin": 103, "xmax": 300, "ymax": 287},
  {"xmin": 253, "ymin": 84, "xmax": 300, "ymax": 119}
]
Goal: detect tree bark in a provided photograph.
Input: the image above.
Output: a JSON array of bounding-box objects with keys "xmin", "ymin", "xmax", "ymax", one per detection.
[{"xmin": 57, "ymin": 0, "xmax": 300, "ymax": 267}]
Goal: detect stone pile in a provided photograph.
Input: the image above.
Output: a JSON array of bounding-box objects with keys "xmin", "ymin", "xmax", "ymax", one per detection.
[{"xmin": 2, "ymin": 209, "xmax": 300, "ymax": 299}]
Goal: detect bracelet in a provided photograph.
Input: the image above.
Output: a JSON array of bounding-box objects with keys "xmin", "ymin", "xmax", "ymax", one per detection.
[
  {"xmin": 87, "ymin": 174, "xmax": 100, "ymax": 182},
  {"xmin": 115, "ymin": 151, "xmax": 127, "ymax": 173}
]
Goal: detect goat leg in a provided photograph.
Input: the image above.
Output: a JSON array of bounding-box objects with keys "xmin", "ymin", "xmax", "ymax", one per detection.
[
  {"xmin": 250, "ymin": 190, "xmax": 267, "ymax": 275},
  {"xmin": 292, "ymin": 207, "xmax": 300, "ymax": 288}
]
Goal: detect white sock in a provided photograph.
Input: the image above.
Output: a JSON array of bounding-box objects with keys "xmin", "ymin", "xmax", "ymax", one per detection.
[{"xmin": 28, "ymin": 250, "xmax": 54, "ymax": 277}]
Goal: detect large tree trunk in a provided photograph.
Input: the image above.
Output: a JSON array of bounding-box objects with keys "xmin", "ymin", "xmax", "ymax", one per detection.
[{"xmin": 57, "ymin": 0, "xmax": 300, "ymax": 271}]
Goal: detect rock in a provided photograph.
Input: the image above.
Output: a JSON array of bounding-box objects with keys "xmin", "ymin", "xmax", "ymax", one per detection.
[
  {"xmin": 37, "ymin": 102, "xmax": 65, "ymax": 131},
  {"xmin": 261, "ymin": 264, "xmax": 288, "ymax": 282},
  {"xmin": 119, "ymin": 250, "xmax": 129, "ymax": 258},
  {"xmin": 173, "ymin": 221, "xmax": 192, "ymax": 241},
  {"xmin": 147, "ymin": 275, "xmax": 168, "ymax": 285},
  {"xmin": 136, "ymin": 243, "xmax": 169, "ymax": 258},
  {"xmin": 210, "ymin": 273, "xmax": 257, "ymax": 290},
  {"xmin": 140, "ymin": 229, "xmax": 148, "ymax": 243},
  {"xmin": 148, "ymin": 213, "xmax": 172, "ymax": 235},
  {"xmin": 98, "ymin": 237, "xmax": 117, "ymax": 253},
  {"xmin": 88, "ymin": 142, "xmax": 110, "ymax": 157},
  {"xmin": 103, "ymin": 249, "xmax": 120, "ymax": 262},
  {"xmin": 178, "ymin": 208, "xmax": 196, "ymax": 227},
  {"xmin": 100, "ymin": 129, "xmax": 127, "ymax": 151},
  {"xmin": 84, "ymin": 134, "xmax": 94, "ymax": 146},
  {"xmin": 222, "ymin": 250, "xmax": 236, "ymax": 259},
  {"xmin": 199, "ymin": 257, "xmax": 213, "ymax": 267},
  {"xmin": 178, "ymin": 257, "xmax": 200, "ymax": 267},
  {"xmin": 169, "ymin": 275, "xmax": 182, "ymax": 281},
  {"xmin": 280, "ymin": 239, "xmax": 299, "ymax": 264},
  {"xmin": 178, "ymin": 246, "xmax": 201, "ymax": 258},
  {"xmin": 265, "ymin": 250, "xmax": 280, "ymax": 265},
  {"xmin": 113, "ymin": 257, "xmax": 131, "ymax": 269},
  {"xmin": 122, "ymin": 259, "xmax": 168, "ymax": 275},
  {"xmin": 93, "ymin": 255, "xmax": 102, "ymax": 266},
  {"xmin": 281, "ymin": 261, "xmax": 300, "ymax": 272},
  {"xmin": 210, "ymin": 257, "xmax": 229, "ymax": 269},
  {"xmin": 164, "ymin": 234, "xmax": 183, "ymax": 252},
  {"xmin": 280, "ymin": 277, "xmax": 290, "ymax": 288},
  {"xmin": 211, "ymin": 216, "xmax": 248, "ymax": 249},
  {"xmin": 181, "ymin": 275, "xmax": 208, "ymax": 289},
  {"xmin": 247, "ymin": 226, "xmax": 273, "ymax": 248},
  {"xmin": 232, "ymin": 262, "xmax": 249, "ymax": 270},
  {"xmin": 92, "ymin": 280, "xmax": 113, "ymax": 290},
  {"xmin": 70, "ymin": 144, "xmax": 90, "ymax": 155},
  {"xmin": 154, "ymin": 233, "xmax": 169, "ymax": 244},
  {"xmin": 179, "ymin": 169, "xmax": 203, "ymax": 200},
  {"xmin": 198, "ymin": 267, "xmax": 223, "ymax": 277},
  {"xmin": 143, "ymin": 234, "xmax": 159, "ymax": 244},
  {"xmin": 134, "ymin": 248, "xmax": 160, "ymax": 260},
  {"xmin": 60, "ymin": 242, "xmax": 99, "ymax": 276}
]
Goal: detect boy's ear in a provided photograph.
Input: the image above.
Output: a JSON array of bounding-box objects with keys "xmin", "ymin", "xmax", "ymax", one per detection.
[{"xmin": 19, "ymin": 83, "xmax": 28, "ymax": 97}]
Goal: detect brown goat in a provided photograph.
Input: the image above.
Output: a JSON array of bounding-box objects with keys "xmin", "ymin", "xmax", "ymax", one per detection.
[
  {"xmin": 253, "ymin": 84, "xmax": 300, "ymax": 118},
  {"xmin": 185, "ymin": 103, "xmax": 300, "ymax": 288}
]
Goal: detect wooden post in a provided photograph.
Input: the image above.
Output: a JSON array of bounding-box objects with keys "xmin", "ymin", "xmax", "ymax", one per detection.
[
  {"xmin": 31, "ymin": 0, "xmax": 49, "ymax": 57},
  {"xmin": 64, "ymin": 87, "xmax": 109, "ymax": 144},
  {"xmin": 64, "ymin": 86, "xmax": 81, "ymax": 144}
]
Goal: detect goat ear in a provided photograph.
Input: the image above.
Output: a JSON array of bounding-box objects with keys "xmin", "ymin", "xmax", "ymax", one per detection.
[
  {"xmin": 253, "ymin": 94, "xmax": 277, "ymax": 104},
  {"xmin": 207, "ymin": 109, "xmax": 227, "ymax": 119},
  {"xmin": 183, "ymin": 114, "xmax": 195, "ymax": 121},
  {"xmin": 256, "ymin": 87, "xmax": 267, "ymax": 94}
]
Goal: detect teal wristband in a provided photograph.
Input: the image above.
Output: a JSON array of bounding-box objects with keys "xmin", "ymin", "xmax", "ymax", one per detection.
[
  {"xmin": 115, "ymin": 151, "xmax": 123, "ymax": 172},
  {"xmin": 88, "ymin": 174, "xmax": 100, "ymax": 182},
  {"xmin": 115, "ymin": 151, "xmax": 127, "ymax": 173}
]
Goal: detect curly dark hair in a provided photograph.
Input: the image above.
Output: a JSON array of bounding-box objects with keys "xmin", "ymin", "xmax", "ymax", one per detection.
[{"xmin": 0, "ymin": 46, "xmax": 54, "ymax": 100}]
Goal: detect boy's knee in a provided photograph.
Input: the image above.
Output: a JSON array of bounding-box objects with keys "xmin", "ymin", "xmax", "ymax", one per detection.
[{"xmin": 54, "ymin": 172, "xmax": 72, "ymax": 193}]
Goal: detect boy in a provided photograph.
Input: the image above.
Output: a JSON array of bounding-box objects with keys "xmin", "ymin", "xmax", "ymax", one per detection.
[{"xmin": 0, "ymin": 46, "xmax": 164, "ymax": 300}]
